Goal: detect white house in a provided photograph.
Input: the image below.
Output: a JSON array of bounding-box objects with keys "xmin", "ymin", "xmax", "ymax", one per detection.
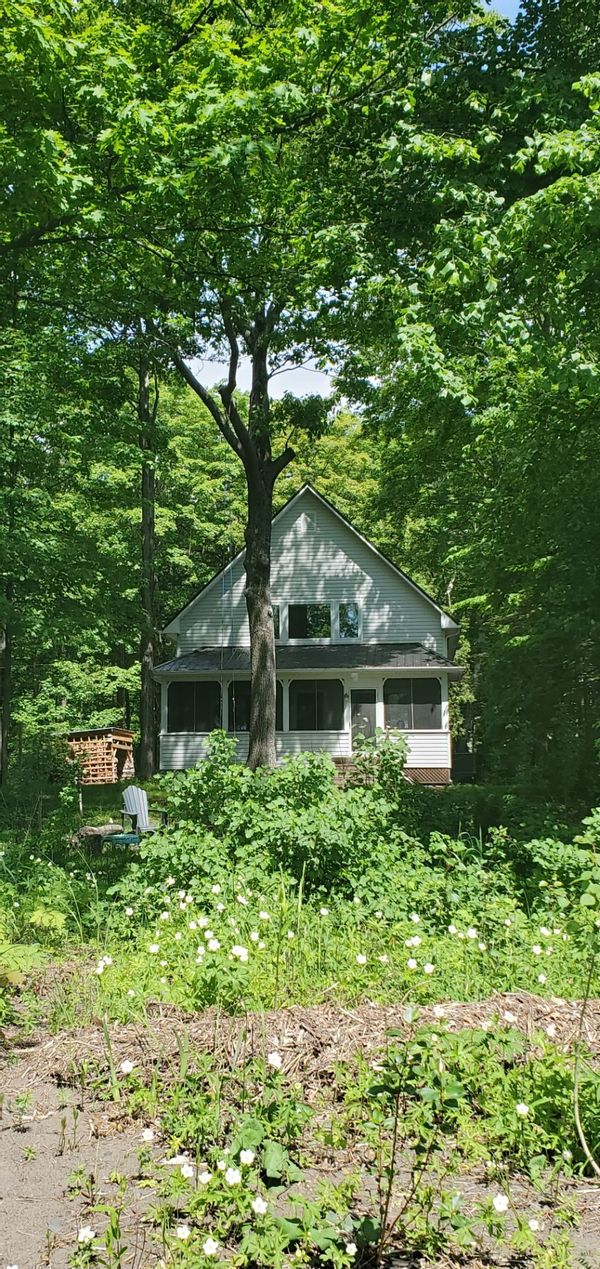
[{"xmin": 154, "ymin": 485, "xmax": 463, "ymax": 782}]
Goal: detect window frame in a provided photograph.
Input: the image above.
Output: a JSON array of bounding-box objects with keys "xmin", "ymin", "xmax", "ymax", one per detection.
[
  {"xmin": 337, "ymin": 601, "xmax": 361, "ymax": 642},
  {"xmin": 383, "ymin": 677, "xmax": 442, "ymax": 731},
  {"xmin": 287, "ymin": 602, "xmax": 332, "ymax": 643},
  {"xmin": 279, "ymin": 601, "xmax": 361, "ymax": 644}
]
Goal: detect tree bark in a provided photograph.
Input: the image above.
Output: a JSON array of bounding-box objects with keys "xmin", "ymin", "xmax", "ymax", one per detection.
[
  {"xmin": 138, "ymin": 360, "xmax": 159, "ymax": 781},
  {"xmin": 0, "ymin": 605, "xmax": 12, "ymax": 786},
  {"xmin": 244, "ymin": 465, "xmax": 277, "ymax": 769}
]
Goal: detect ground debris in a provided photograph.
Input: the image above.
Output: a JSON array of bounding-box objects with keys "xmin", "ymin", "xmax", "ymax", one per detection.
[{"xmin": 2, "ymin": 990, "xmax": 597, "ymax": 1094}]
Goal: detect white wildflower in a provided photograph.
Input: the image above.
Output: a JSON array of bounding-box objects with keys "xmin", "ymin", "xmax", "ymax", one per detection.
[
  {"xmin": 423, "ymin": 963, "xmax": 435, "ymax": 975},
  {"xmin": 410, "ymin": 913, "xmax": 420, "ymax": 923},
  {"xmin": 148, "ymin": 943, "xmax": 160, "ymax": 954},
  {"xmin": 515, "ymin": 1102, "xmax": 529, "ymax": 1117},
  {"xmin": 356, "ymin": 953, "xmax": 367, "ymax": 965},
  {"xmin": 528, "ymin": 1218, "xmax": 540, "ymax": 1231},
  {"xmin": 211, "ymin": 883, "xmax": 221, "ymax": 894},
  {"xmin": 225, "ymin": 1167, "xmax": 241, "ymax": 1185},
  {"xmin": 231, "ymin": 944, "xmax": 249, "ymax": 962},
  {"xmin": 259, "ymin": 910, "xmax": 270, "ymax": 920},
  {"xmin": 78, "ymin": 1227, "xmax": 95, "ymax": 1244},
  {"xmin": 532, "ymin": 945, "xmax": 542, "ymax": 955},
  {"xmin": 407, "ymin": 958, "xmax": 418, "ymax": 970},
  {"xmin": 378, "ymin": 954, "xmax": 389, "ymax": 964},
  {"xmin": 240, "ymin": 1149, "xmax": 255, "ymax": 1165},
  {"xmin": 448, "ymin": 924, "xmax": 457, "ymax": 934},
  {"xmin": 346, "ymin": 1243, "xmax": 357, "ymax": 1256},
  {"xmin": 467, "ymin": 927, "xmax": 477, "ymax": 939},
  {"xmin": 493, "ymin": 1194, "xmax": 509, "ymax": 1213},
  {"xmin": 251, "ymin": 1195, "xmax": 268, "ymax": 1215},
  {"xmin": 175, "ymin": 1224, "xmax": 191, "ymax": 1241},
  {"xmin": 198, "ymin": 1169, "xmax": 212, "ymax": 1184},
  {"xmin": 181, "ymin": 1162, "xmax": 194, "ymax": 1180},
  {"xmin": 207, "ymin": 939, "xmax": 220, "ymax": 952},
  {"xmin": 125, "ymin": 906, "xmax": 134, "ymax": 916},
  {"xmin": 267, "ymin": 1050, "xmax": 282, "ymax": 1069},
  {"xmin": 319, "ymin": 907, "xmax": 329, "ymax": 917},
  {"xmin": 203, "ymin": 1238, "xmax": 219, "ymax": 1257},
  {"xmin": 120, "ymin": 1060, "xmax": 135, "ymax": 1075}
]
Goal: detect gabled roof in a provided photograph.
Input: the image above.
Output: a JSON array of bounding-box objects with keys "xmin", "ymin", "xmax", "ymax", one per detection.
[
  {"xmin": 163, "ymin": 484, "xmax": 458, "ymax": 636},
  {"xmin": 154, "ymin": 642, "xmax": 464, "ymax": 678}
]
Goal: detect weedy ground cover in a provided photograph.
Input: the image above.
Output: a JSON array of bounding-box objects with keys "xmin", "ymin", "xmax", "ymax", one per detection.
[{"xmin": 2, "ymin": 737, "xmax": 600, "ymax": 1266}]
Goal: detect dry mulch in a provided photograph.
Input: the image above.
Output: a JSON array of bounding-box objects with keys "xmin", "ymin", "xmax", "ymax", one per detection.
[{"xmin": 3, "ymin": 990, "xmax": 599, "ymax": 1095}]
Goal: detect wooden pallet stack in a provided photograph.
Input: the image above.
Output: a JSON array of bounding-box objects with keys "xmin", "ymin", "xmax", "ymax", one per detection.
[{"xmin": 67, "ymin": 727, "xmax": 135, "ymax": 785}]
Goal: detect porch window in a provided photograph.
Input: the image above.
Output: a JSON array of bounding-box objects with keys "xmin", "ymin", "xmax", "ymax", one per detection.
[
  {"xmin": 288, "ymin": 603, "xmax": 331, "ymax": 639},
  {"xmin": 228, "ymin": 680, "xmax": 283, "ymax": 732},
  {"xmin": 289, "ymin": 679, "xmax": 344, "ymax": 730},
  {"xmin": 167, "ymin": 681, "xmax": 221, "ymax": 733},
  {"xmin": 339, "ymin": 601, "xmax": 359, "ymax": 640},
  {"xmin": 383, "ymin": 678, "xmax": 442, "ymax": 730}
]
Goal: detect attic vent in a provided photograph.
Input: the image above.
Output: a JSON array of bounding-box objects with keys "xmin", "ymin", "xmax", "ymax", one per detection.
[{"xmin": 298, "ymin": 509, "xmax": 316, "ymax": 533}]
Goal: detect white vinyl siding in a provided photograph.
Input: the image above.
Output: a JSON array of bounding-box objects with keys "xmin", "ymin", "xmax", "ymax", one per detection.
[
  {"xmin": 160, "ymin": 728, "xmax": 450, "ymax": 770},
  {"xmin": 177, "ymin": 491, "xmax": 446, "ymax": 654}
]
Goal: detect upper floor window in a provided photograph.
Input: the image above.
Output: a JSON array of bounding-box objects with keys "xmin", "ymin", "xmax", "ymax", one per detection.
[
  {"xmin": 339, "ymin": 601, "xmax": 359, "ymax": 640},
  {"xmin": 168, "ymin": 681, "xmax": 221, "ymax": 733},
  {"xmin": 288, "ymin": 603, "xmax": 331, "ymax": 640},
  {"xmin": 383, "ymin": 678, "xmax": 442, "ymax": 730}
]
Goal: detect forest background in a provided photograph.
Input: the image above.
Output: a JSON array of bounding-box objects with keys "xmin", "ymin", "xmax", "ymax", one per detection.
[{"xmin": 0, "ymin": 0, "xmax": 599, "ymax": 803}]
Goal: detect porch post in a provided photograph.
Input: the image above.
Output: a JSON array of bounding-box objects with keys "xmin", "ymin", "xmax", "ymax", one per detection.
[
  {"xmin": 440, "ymin": 675, "xmax": 449, "ymax": 730},
  {"xmin": 375, "ymin": 677, "xmax": 386, "ymax": 732},
  {"xmin": 282, "ymin": 678, "xmax": 290, "ymax": 731},
  {"xmin": 222, "ymin": 679, "xmax": 229, "ymax": 732}
]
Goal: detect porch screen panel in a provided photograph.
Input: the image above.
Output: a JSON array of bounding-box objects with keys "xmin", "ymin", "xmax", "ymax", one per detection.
[
  {"xmin": 228, "ymin": 681, "xmax": 250, "ymax": 732},
  {"xmin": 289, "ymin": 679, "xmax": 344, "ymax": 730},
  {"xmin": 194, "ymin": 681, "xmax": 222, "ymax": 731},
  {"xmin": 229, "ymin": 680, "xmax": 284, "ymax": 731},
  {"xmin": 383, "ymin": 678, "xmax": 442, "ymax": 730},
  {"xmin": 167, "ymin": 682, "xmax": 195, "ymax": 733},
  {"xmin": 411, "ymin": 678, "xmax": 442, "ymax": 729},
  {"xmin": 383, "ymin": 680, "xmax": 412, "ymax": 730},
  {"xmin": 168, "ymin": 681, "xmax": 221, "ymax": 732}
]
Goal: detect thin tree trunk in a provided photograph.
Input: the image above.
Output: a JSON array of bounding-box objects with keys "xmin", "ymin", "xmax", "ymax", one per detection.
[
  {"xmin": 138, "ymin": 361, "xmax": 158, "ymax": 781},
  {"xmin": 0, "ymin": 606, "xmax": 12, "ymax": 785}
]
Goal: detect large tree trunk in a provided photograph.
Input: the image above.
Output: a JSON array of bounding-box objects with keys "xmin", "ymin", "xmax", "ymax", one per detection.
[
  {"xmin": 170, "ymin": 306, "xmax": 293, "ymax": 771},
  {"xmin": 245, "ymin": 466, "xmax": 277, "ymax": 770},
  {"xmin": 138, "ymin": 361, "xmax": 158, "ymax": 781}
]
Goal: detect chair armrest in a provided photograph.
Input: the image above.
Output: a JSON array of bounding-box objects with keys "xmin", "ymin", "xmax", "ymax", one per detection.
[{"xmin": 122, "ymin": 811, "xmax": 138, "ymax": 832}]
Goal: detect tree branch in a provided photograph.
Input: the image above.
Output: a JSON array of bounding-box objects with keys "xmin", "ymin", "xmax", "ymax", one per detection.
[
  {"xmin": 170, "ymin": 347, "xmax": 243, "ymax": 457},
  {"xmin": 270, "ymin": 445, "xmax": 296, "ymax": 480}
]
